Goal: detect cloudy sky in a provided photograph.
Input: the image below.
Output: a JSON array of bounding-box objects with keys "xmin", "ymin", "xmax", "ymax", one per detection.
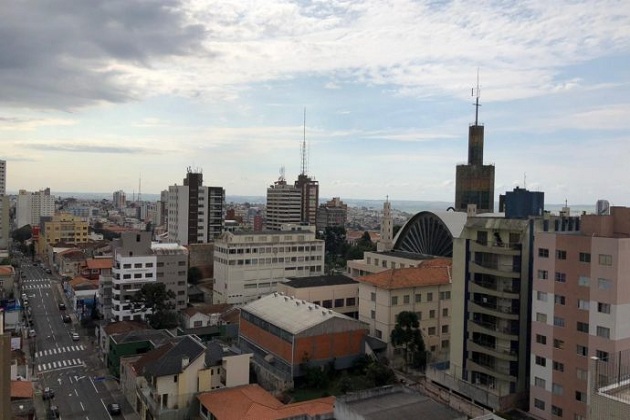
[{"xmin": 1, "ymin": 0, "xmax": 629, "ymax": 205}]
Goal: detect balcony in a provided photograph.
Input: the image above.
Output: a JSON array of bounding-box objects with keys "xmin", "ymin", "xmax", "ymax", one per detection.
[
  {"xmin": 471, "ymin": 240, "xmax": 522, "ymax": 256},
  {"xmin": 467, "ymin": 359, "xmax": 517, "ymax": 383},
  {"xmin": 469, "ymin": 281, "xmax": 519, "ymax": 299},
  {"xmin": 467, "ymin": 339, "xmax": 517, "ymax": 362},
  {"xmin": 469, "ymin": 301, "xmax": 519, "ymax": 321},
  {"xmin": 469, "ymin": 261, "xmax": 520, "ymax": 279},
  {"xmin": 468, "ymin": 319, "xmax": 519, "ymax": 340}
]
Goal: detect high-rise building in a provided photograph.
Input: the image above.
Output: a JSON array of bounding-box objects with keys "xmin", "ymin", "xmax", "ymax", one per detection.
[
  {"xmin": 16, "ymin": 188, "xmax": 55, "ymax": 228},
  {"xmin": 113, "ymin": 190, "xmax": 126, "ymax": 209},
  {"xmin": 295, "ymin": 173, "xmax": 319, "ymax": 225},
  {"xmin": 529, "ymin": 206, "xmax": 630, "ymax": 420},
  {"xmin": 109, "ymin": 231, "xmax": 188, "ymax": 321},
  {"xmin": 167, "ymin": 169, "xmax": 225, "ymax": 245},
  {"xmin": 377, "ymin": 199, "xmax": 393, "ymax": 252},
  {"xmin": 0, "ymin": 160, "xmax": 7, "ymax": 250},
  {"xmin": 0, "ymin": 160, "xmax": 5, "ymax": 195},
  {"xmin": 265, "ymin": 176, "xmax": 302, "ymax": 230},
  {"xmin": 316, "ymin": 197, "xmax": 347, "ymax": 232},
  {"xmin": 454, "ymin": 85, "xmax": 495, "ymax": 214}
]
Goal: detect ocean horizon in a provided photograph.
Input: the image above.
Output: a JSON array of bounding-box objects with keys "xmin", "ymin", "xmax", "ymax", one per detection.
[{"xmin": 35, "ymin": 191, "xmax": 599, "ymax": 216}]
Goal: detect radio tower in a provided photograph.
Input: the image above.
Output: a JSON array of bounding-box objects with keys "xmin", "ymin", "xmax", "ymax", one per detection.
[
  {"xmin": 300, "ymin": 108, "xmax": 308, "ymax": 176},
  {"xmin": 138, "ymin": 175, "xmax": 142, "ymax": 203}
]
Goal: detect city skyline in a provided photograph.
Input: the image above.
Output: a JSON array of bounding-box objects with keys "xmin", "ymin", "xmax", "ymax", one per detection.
[{"xmin": 1, "ymin": 1, "xmax": 629, "ymax": 205}]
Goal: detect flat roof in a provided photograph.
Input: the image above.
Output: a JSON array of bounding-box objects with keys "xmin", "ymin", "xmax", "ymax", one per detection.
[{"xmin": 284, "ymin": 275, "xmax": 357, "ymax": 288}]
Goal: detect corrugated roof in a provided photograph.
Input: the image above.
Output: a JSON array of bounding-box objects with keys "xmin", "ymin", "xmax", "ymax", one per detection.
[
  {"xmin": 241, "ymin": 293, "xmax": 360, "ymax": 335},
  {"xmin": 197, "ymin": 384, "xmax": 334, "ymax": 420},
  {"xmin": 357, "ymin": 258, "xmax": 452, "ymax": 290}
]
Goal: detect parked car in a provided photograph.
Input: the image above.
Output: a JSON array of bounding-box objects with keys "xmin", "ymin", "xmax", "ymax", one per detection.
[
  {"xmin": 29, "ymin": 329, "xmax": 36, "ymax": 338},
  {"xmin": 42, "ymin": 387, "xmax": 55, "ymax": 400},
  {"xmin": 71, "ymin": 332, "xmax": 80, "ymax": 341},
  {"xmin": 49, "ymin": 405, "xmax": 60, "ymax": 418},
  {"xmin": 58, "ymin": 303, "xmax": 66, "ymax": 310},
  {"xmin": 62, "ymin": 315, "xmax": 71, "ymax": 323},
  {"xmin": 107, "ymin": 403, "xmax": 121, "ymax": 415},
  {"xmin": 45, "ymin": 268, "xmax": 52, "ymax": 274}
]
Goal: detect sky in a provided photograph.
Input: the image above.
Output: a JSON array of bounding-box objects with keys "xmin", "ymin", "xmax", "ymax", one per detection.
[{"xmin": 1, "ymin": 1, "xmax": 630, "ymax": 206}]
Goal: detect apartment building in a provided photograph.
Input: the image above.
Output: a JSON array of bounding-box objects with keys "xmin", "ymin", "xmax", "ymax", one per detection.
[
  {"xmin": 530, "ymin": 206, "xmax": 630, "ymax": 420},
  {"xmin": 16, "ymin": 188, "xmax": 55, "ymax": 228},
  {"xmin": 110, "ymin": 232, "xmax": 188, "ymax": 321},
  {"xmin": 37, "ymin": 213, "xmax": 89, "ymax": 257},
  {"xmin": 212, "ymin": 225, "xmax": 324, "ymax": 305},
  {"xmin": 265, "ymin": 177, "xmax": 302, "ymax": 230},
  {"xmin": 167, "ymin": 170, "xmax": 225, "ymax": 245},
  {"xmin": 357, "ymin": 258, "xmax": 452, "ymax": 362},
  {"xmin": 0, "ymin": 160, "xmax": 7, "ymax": 251},
  {"xmin": 316, "ymin": 197, "xmax": 347, "ymax": 231},
  {"xmin": 276, "ymin": 275, "xmax": 359, "ymax": 318}
]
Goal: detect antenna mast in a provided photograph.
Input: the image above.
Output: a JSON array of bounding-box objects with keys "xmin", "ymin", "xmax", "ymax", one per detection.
[
  {"xmin": 138, "ymin": 174, "xmax": 142, "ymax": 203},
  {"xmin": 300, "ymin": 107, "xmax": 307, "ymax": 176},
  {"xmin": 473, "ymin": 68, "xmax": 481, "ymax": 125}
]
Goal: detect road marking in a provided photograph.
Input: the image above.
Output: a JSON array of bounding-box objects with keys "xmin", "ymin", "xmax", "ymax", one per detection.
[
  {"xmin": 80, "ymin": 401, "xmax": 85, "ymax": 411},
  {"xmin": 90, "ymin": 376, "xmax": 98, "ymax": 393}
]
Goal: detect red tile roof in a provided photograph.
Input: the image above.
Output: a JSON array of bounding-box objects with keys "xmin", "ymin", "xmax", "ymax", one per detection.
[
  {"xmin": 85, "ymin": 258, "xmax": 112, "ymax": 270},
  {"xmin": 0, "ymin": 265, "xmax": 14, "ymax": 276},
  {"xmin": 11, "ymin": 380, "xmax": 33, "ymax": 399},
  {"xmin": 103, "ymin": 320, "xmax": 149, "ymax": 335},
  {"xmin": 197, "ymin": 384, "xmax": 334, "ymax": 420},
  {"xmin": 357, "ymin": 258, "xmax": 452, "ymax": 289}
]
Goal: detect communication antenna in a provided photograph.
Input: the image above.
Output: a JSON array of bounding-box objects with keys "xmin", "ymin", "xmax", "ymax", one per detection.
[
  {"xmin": 524, "ymin": 173, "xmax": 527, "ymax": 189},
  {"xmin": 472, "ymin": 68, "xmax": 481, "ymax": 125},
  {"xmin": 138, "ymin": 174, "xmax": 142, "ymax": 203},
  {"xmin": 300, "ymin": 107, "xmax": 308, "ymax": 176},
  {"xmin": 279, "ymin": 166, "xmax": 285, "ymax": 182}
]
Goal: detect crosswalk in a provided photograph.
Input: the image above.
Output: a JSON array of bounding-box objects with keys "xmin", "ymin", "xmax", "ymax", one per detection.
[
  {"xmin": 22, "ymin": 283, "xmax": 51, "ymax": 290},
  {"xmin": 36, "ymin": 345, "xmax": 85, "ymax": 358},
  {"xmin": 37, "ymin": 358, "xmax": 84, "ymax": 372}
]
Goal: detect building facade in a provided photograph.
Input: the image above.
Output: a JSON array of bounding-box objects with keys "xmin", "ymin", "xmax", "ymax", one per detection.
[
  {"xmin": 315, "ymin": 197, "xmax": 347, "ymax": 231},
  {"xmin": 37, "ymin": 214, "xmax": 89, "ymax": 257},
  {"xmin": 295, "ymin": 173, "xmax": 319, "ymax": 226},
  {"xmin": 530, "ymin": 206, "xmax": 630, "ymax": 420},
  {"xmin": 16, "ymin": 188, "xmax": 55, "ymax": 228},
  {"xmin": 213, "ymin": 225, "xmax": 324, "ymax": 305},
  {"xmin": 277, "ymin": 275, "xmax": 359, "ymax": 318},
  {"xmin": 265, "ymin": 178, "xmax": 302, "ymax": 230},
  {"xmin": 167, "ymin": 170, "xmax": 225, "ymax": 245},
  {"xmin": 0, "ymin": 160, "xmax": 7, "ymax": 251}
]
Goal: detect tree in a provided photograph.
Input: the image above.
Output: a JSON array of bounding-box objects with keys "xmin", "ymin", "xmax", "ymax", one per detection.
[
  {"xmin": 132, "ymin": 283, "xmax": 177, "ymax": 329},
  {"xmin": 187, "ymin": 267, "xmax": 203, "ymax": 285},
  {"xmin": 11, "ymin": 225, "xmax": 32, "ymax": 243},
  {"xmin": 322, "ymin": 226, "xmax": 347, "ymax": 257},
  {"xmin": 390, "ymin": 311, "xmax": 427, "ymax": 370}
]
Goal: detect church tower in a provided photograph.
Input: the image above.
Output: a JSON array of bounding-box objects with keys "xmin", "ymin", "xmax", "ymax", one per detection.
[{"xmin": 377, "ymin": 198, "xmax": 394, "ymax": 252}]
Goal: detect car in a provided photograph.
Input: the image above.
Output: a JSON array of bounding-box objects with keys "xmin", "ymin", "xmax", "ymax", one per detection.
[
  {"xmin": 58, "ymin": 303, "xmax": 66, "ymax": 310},
  {"xmin": 62, "ymin": 315, "xmax": 71, "ymax": 323},
  {"xmin": 45, "ymin": 268, "xmax": 52, "ymax": 274},
  {"xmin": 71, "ymin": 332, "xmax": 80, "ymax": 341},
  {"xmin": 107, "ymin": 403, "xmax": 121, "ymax": 415},
  {"xmin": 42, "ymin": 387, "xmax": 55, "ymax": 400},
  {"xmin": 49, "ymin": 405, "xmax": 60, "ymax": 418},
  {"xmin": 29, "ymin": 329, "xmax": 36, "ymax": 338}
]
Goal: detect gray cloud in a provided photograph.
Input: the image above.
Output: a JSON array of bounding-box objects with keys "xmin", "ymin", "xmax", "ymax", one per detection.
[
  {"xmin": 21, "ymin": 142, "xmax": 156, "ymax": 154},
  {"xmin": 0, "ymin": 0, "xmax": 206, "ymax": 110}
]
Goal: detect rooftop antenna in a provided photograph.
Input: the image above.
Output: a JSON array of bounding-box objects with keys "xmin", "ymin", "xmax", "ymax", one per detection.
[
  {"xmin": 300, "ymin": 107, "xmax": 308, "ymax": 176},
  {"xmin": 472, "ymin": 68, "xmax": 481, "ymax": 125},
  {"xmin": 523, "ymin": 173, "xmax": 527, "ymax": 189},
  {"xmin": 138, "ymin": 174, "xmax": 142, "ymax": 203},
  {"xmin": 279, "ymin": 166, "xmax": 285, "ymax": 182}
]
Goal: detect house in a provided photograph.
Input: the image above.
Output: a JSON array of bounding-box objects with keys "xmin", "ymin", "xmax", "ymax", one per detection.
[
  {"xmin": 64, "ymin": 276, "xmax": 99, "ymax": 320},
  {"xmin": 198, "ymin": 340, "xmax": 251, "ymax": 391},
  {"xmin": 57, "ymin": 249, "xmax": 86, "ymax": 278},
  {"xmin": 276, "ymin": 274, "xmax": 359, "ymax": 318},
  {"xmin": 197, "ymin": 383, "xmax": 334, "ymax": 420},
  {"xmin": 81, "ymin": 257, "xmax": 112, "ymax": 280},
  {"xmin": 239, "ymin": 293, "xmax": 368, "ymax": 391},
  {"xmin": 11, "ymin": 380, "xmax": 35, "ymax": 420},
  {"xmin": 180, "ymin": 304, "xmax": 232, "ymax": 329},
  {"xmin": 95, "ymin": 320, "xmax": 150, "ymax": 363},
  {"xmin": 0, "ymin": 265, "xmax": 15, "ymax": 301},
  {"xmin": 107, "ymin": 329, "xmax": 175, "ymax": 378}
]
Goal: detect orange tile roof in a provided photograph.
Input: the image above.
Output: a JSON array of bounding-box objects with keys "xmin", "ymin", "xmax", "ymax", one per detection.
[
  {"xmin": 197, "ymin": 384, "xmax": 334, "ymax": 420},
  {"xmin": 11, "ymin": 380, "xmax": 33, "ymax": 399},
  {"xmin": 0, "ymin": 265, "xmax": 14, "ymax": 276},
  {"xmin": 85, "ymin": 258, "xmax": 112, "ymax": 270},
  {"xmin": 103, "ymin": 320, "xmax": 149, "ymax": 335},
  {"xmin": 357, "ymin": 258, "xmax": 452, "ymax": 289}
]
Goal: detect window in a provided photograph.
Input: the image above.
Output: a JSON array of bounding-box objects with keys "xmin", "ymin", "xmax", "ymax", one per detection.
[
  {"xmin": 441, "ymin": 339, "xmax": 449, "ymax": 348},
  {"xmin": 416, "ymin": 311, "xmax": 422, "ymax": 320},
  {"xmin": 415, "ymin": 294, "xmax": 421, "ymax": 303},
  {"xmin": 440, "ymin": 291, "xmax": 451, "ymax": 300},
  {"xmin": 596, "ymin": 326, "xmax": 610, "ymax": 338},
  {"xmin": 403, "ymin": 295, "xmax": 410, "ymax": 304},
  {"xmin": 596, "ymin": 350, "xmax": 610, "ymax": 362},
  {"xmin": 599, "ymin": 254, "xmax": 612, "ymax": 266},
  {"xmin": 429, "ymin": 310, "xmax": 436, "ymax": 318},
  {"xmin": 536, "ymin": 334, "xmax": 547, "ymax": 345},
  {"xmin": 556, "ymin": 250, "xmax": 567, "ymax": 260},
  {"xmin": 428, "ymin": 327, "xmax": 436, "ymax": 335},
  {"xmin": 578, "ymin": 299, "xmax": 590, "ymax": 310},
  {"xmin": 534, "ymin": 377, "xmax": 546, "ymax": 388},
  {"xmin": 322, "ymin": 300, "xmax": 332, "ymax": 308},
  {"xmin": 375, "ymin": 329, "xmax": 382, "ymax": 339},
  {"xmin": 427, "ymin": 292, "xmax": 433, "ymax": 302},
  {"xmin": 539, "ymin": 248, "xmax": 549, "ymax": 258},
  {"xmin": 534, "ymin": 399, "xmax": 545, "ymax": 410},
  {"xmin": 554, "ymin": 295, "xmax": 566, "ymax": 305},
  {"xmin": 391, "ymin": 296, "xmax": 398, "ymax": 305},
  {"xmin": 577, "ymin": 322, "xmax": 589, "ymax": 333},
  {"xmin": 551, "ymin": 405, "xmax": 563, "ymax": 417},
  {"xmin": 554, "ymin": 316, "xmax": 565, "ymax": 327},
  {"xmin": 537, "ymin": 291, "xmax": 548, "ymax": 302},
  {"xmin": 552, "ymin": 383, "xmax": 564, "ymax": 395},
  {"xmin": 536, "ymin": 356, "xmax": 546, "ymax": 366},
  {"xmin": 578, "ymin": 276, "xmax": 589, "ymax": 286},
  {"xmin": 370, "ymin": 292, "xmax": 376, "ymax": 302},
  {"xmin": 537, "ymin": 270, "xmax": 548, "ymax": 280},
  {"xmin": 577, "ymin": 345, "xmax": 588, "ymax": 356},
  {"xmin": 555, "ymin": 272, "xmax": 566, "ymax": 283},
  {"xmin": 334, "ymin": 298, "xmax": 344, "ymax": 308},
  {"xmin": 553, "ymin": 339, "xmax": 565, "ymax": 349},
  {"xmin": 537, "ymin": 313, "xmax": 548, "ymax": 323},
  {"xmin": 553, "ymin": 361, "xmax": 564, "ymax": 372},
  {"xmin": 370, "ymin": 310, "xmax": 375, "ymax": 319},
  {"xmin": 346, "ymin": 297, "xmax": 356, "ymax": 306},
  {"xmin": 579, "ymin": 252, "xmax": 591, "ymax": 263},
  {"xmin": 174, "ymin": 375, "xmax": 178, "ymax": 383},
  {"xmin": 598, "ymin": 278, "xmax": 611, "ymax": 290},
  {"xmin": 123, "ymin": 263, "xmax": 131, "ymax": 269},
  {"xmin": 577, "ymin": 368, "xmax": 588, "ymax": 381},
  {"xmin": 575, "ymin": 391, "xmax": 587, "ymax": 402},
  {"xmin": 442, "ymin": 308, "xmax": 448, "ymax": 317},
  {"xmin": 441, "ymin": 325, "xmax": 449, "ymax": 334},
  {"xmin": 598, "ymin": 302, "xmax": 611, "ymax": 314}
]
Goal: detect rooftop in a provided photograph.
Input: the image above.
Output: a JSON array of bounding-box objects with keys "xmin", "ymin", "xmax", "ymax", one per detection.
[
  {"xmin": 283, "ymin": 274, "xmax": 357, "ymax": 288},
  {"xmin": 357, "ymin": 258, "xmax": 452, "ymax": 290},
  {"xmin": 145, "ymin": 335, "xmax": 206, "ymax": 377},
  {"xmin": 375, "ymin": 250, "xmax": 438, "ymax": 261},
  {"xmin": 85, "ymin": 258, "xmax": 112, "ymax": 270}
]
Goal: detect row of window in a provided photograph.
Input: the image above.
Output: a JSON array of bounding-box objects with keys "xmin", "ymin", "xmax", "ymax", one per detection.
[
  {"xmin": 216, "ymin": 255, "xmax": 323, "ymax": 266},
  {"xmin": 533, "ymin": 399, "xmax": 586, "ymax": 418},
  {"xmin": 536, "ymin": 292, "xmax": 612, "ymax": 312},
  {"xmin": 537, "ymin": 271, "xmax": 611, "ymax": 289},
  {"xmin": 366, "ymin": 257, "xmax": 414, "ymax": 270},
  {"xmin": 370, "ymin": 308, "xmax": 448, "ymax": 322},
  {"xmin": 216, "ymin": 244, "xmax": 321, "ymax": 255},
  {"xmin": 370, "ymin": 291, "xmax": 451, "ymax": 304},
  {"xmin": 534, "ymin": 334, "xmax": 611, "ymax": 360},
  {"xmin": 310, "ymin": 297, "xmax": 356, "ymax": 309},
  {"xmin": 538, "ymin": 248, "xmax": 612, "ymax": 266}
]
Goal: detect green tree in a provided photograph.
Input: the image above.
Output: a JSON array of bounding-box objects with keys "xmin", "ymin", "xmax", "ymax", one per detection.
[
  {"xmin": 187, "ymin": 267, "xmax": 203, "ymax": 285},
  {"xmin": 132, "ymin": 283, "xmax": 177, "ymax": 329},
  {"xmin": 12, "ymin": 225, "xmax": 32, "ymax": 243},
  {"xmin": 365, "ymin": 361, "xmax": 397, "ymax": 387},
  {"xmin": 390, "ymin": 311, "xmax": 427, "ymax": 370},
  {"xmin": 322, "ymin": 226, "xmax": 347, "ymax": 257}
]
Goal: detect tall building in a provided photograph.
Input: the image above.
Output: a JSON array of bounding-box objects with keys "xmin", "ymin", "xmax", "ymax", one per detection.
[
  {"xmin": 0, "ymin": 309, "xmax": 10, "ymax": 420},
  {"xmin": 454, "ymin": 86, "xmax": 495, "ymax": 214},
  {"xmin": 530, "ymin": 206, "xmax": 630, "ymax": 420},
  {"xmin": 213, "ymin": 225, "xmax": 324, "ymax": 305},
  {"xmin": 113, "ymin": 190, "xmax": 126, "ymax": 209},
  {"xmin": 110, "ymin": 231, "xmax": 188, "ymax": 321},
  {"xmin": 167, "ymin": 169, "xmax": 225, "ymax": 245},
  {"xmin": 295, "ymin": 173, "xmax": 319, "ymax": 225},
  {"xmin": 37, "ymin": 213, "xmax": 89, "ymax": 257},
  {"xmin": 377, "ymin": 199, "xmax": 393, "ymax": 252},
  {"xmin": 16, "ymin": 188, "xmax": 55, "ymax": 228},
  {"xmin": 316, "ymin": 197, "xmax": 347, "ymax": 232},
  {"xmin": 0, "ymin": 160, "xmax": 5, "ymax": 196},
  {"xmin": 265, "ymin": 175, "xmax": 302, "ymax": 230},
  {"xmin": 0, "ymin": 160, "xmax": 7, "ymax": 250}
]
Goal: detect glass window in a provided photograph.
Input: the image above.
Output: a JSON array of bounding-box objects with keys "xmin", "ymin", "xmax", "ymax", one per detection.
[
  {"xmin": 552, "ymin": 383, "xmax": 564, "ymax": 395},
  {"xmin": 427, "ymin": 293, "xmax": 433, "ymax": 302},
  {"xmin": 551, "ymin": 405, "xmax": 563, "ymax": 417},
  {"xmin": 598, "ymin": 302, "xmax": 611, "ymax": 314},
  {"xmin": 553, "ymin": 361, "xmax": 564, "ymax": 372},
  {"xmin": 537, "ymin": 270, "xmax": 548, "ymax": 280},
  {"xmin": 596, "ymin": 326, "xmax": 610, "ymax": 338},
  {"xmin": 537, "ymin": 291, "xmax": 548, "ymax": 302},
  {"xmin": 429, "ymin": 310, "xmax": 436, "ymax": 318},
  {"xmin": 428, "ymin": 327, "xmax": 436, "ymax": 336},
  {"xmin": 415, "ymin": 294, "xmax": 421, "ymax": 303},
  {"xmin": 577, "ymin": 368, "xmax": 588, "ymax": 381},
  {"xmin": 536, "ymin": 334, "xmax": 547, "ymax": 345},
  {"xmin": 555, "ymin": 272, "xmax": 566, "ymax": 283},
  {"xmin": 578, "ymin": 276, "xmax": 589, "ymax": 286},
  {"xmin": 578, "ymin": 299, "xmax": 589, "ymax": 310},
  {"xmin": 370, "ymin": 310, "xmax": 375, "ymax": 319},
  {"xmin": 403, "ymin": 295, "xmax": 410, "ymax": 304},
  {"xmin": 345, "ymin": 297, "xmax": 356, "ymax": 306},
  {"xmin": 554, "ymin": 316, "xmax": 565, "ymax": 327},
  {"xmin": 598, "ymin": 278, "xmax": 611, "ymax": 290},
  {"xmin": 440, "ymin": 291, "xmax": 451, "ymax": 300},
  {"xmin": 554, "ymin": 295, "xmax": 566, "ymax": 305},
  {"xmin": 575, "ymin": 391, "xmax": 587, "ymax": 402},
  {"xmin": 599, "ymin": 254, "xmax": 613, "ymax": 266},
  {"xmin": 538, "ymin": 248, "xmax": 549, "ymax": 258},
  {"xmin": 534, "ymin": 399, "xmax": 545, "ymax": 410},
  {"xmin": 370, "ymin": 292, "xmax": 376, "ymax": 302},
  {"xmin": 537, "ymin": 313, "xmax": 548, "ymax": 323},
  {"xmin": 442, "ymin": 308, "xmax": 448, "ymax": 317},
  {"xmin": 391, "ymin": 296, "xmax": 398, "ymax": 305},
  {"xmin": 579, "ymin": 252, "xmax": 591, "ymax": 263},
  {"xmin": 556, "ymin": 250, "xmax": 567, "ymax": 260},
  {"xmin": 553, "ymin": 339, "xmax": 565, "ymax": 349},
  {"xmin": 535, "ymin": 356, "xmax": 546, "ymax": 366},
  {"xmin": 441, "ymin": 325, "xmax": 449, "ymax": 334},
  {"xmin": 577, "ymin": 345, "xmax": 588, "ymax": 356},
  {"xmin": 534, "ymin": 377, "xmax": 546, "ymax": 388},
  {"xmin": 577, "ymin": 322, "xmax": 589, "ymax": 333},
  {"xmin": 334, "ymin": 298, "xmax": 344, "ymax": 308},
  {"xmin": 596, "ymin": 350, "xmax": 609, "ymax": 361}
]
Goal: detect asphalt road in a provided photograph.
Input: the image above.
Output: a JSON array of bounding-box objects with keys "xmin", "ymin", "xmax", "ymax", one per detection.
[{"xmin": 20, "ymin": 261, "xmax": 130, "ymax": 420}]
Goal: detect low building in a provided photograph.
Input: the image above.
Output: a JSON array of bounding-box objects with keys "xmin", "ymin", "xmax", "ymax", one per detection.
[
  {"xmin": 180, "ymin": 304, "xmax": 232, "ymax": 329},
  {"xmin": 80, "ymin": 257, "xmax": 112, "ymax": 280},
  {"xmin": 347, "ymin": 250, "xmax": 434, "ymax": 278},
  {"xmin": 64, "ymin": 276, "xmax": 99, "ymax": 320},
  {"xmin": 57, "ymin": 249, "xmax": 86, "ymax": 279},
  {"xmin": 197, "ymin": 384, "xmax": 334, "ymax": 420},
  {"xmin": 276, "ymin": 275, "xmax": 359, "ymax": 318},
  {"xmin": 199, "ymin": 340, "xmax": 251, "ymax": 391},
  {"xmin": 239, "ymin": 293, "xmax": 368, "ymax": 391},
  {"xmin": 107, "ymin": 329, "xmax": 175, "ymax": 378},
  {"xmin": 96, "ymin": 320, "xmax": 149, "ymax": 363},
  {"xmin": 357, "ymin": 258, "xmax": 452, "ymax": 363},
  {"xmin": 0, "ymin": 266, "xmax": 15, "ymax": 301}
]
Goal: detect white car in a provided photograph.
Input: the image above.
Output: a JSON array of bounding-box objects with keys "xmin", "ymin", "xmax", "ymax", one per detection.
[
  {"xmin": 29, "ymin": 329, "xmax": 36, "ymax": 338},
  {"xmin": 71, "ymin": 332, "xmax": 80, "ymax": 341}
]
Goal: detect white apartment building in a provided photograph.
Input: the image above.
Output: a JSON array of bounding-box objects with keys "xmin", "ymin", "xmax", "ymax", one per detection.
[
  {"xmin": 16, "ymin": 188, "xmax": 55, "ymax": 228},
  {"xmin": 266, "ymin": 178, "xmax": 302, "ymax": 230},
  {"xmin": 0, "ymin": 162, "xmax": 7, "ymax": 250},
  {"xmin": 213, "ymin": 225, "xmax": 325, "ymax": 305},
  {"xmin": 167, "ymin": 170, "xmax": 225, "ymax": 245},
  {"xmin": 110, "ymin": 232, "xmax": 188, "ymax": 321}
]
